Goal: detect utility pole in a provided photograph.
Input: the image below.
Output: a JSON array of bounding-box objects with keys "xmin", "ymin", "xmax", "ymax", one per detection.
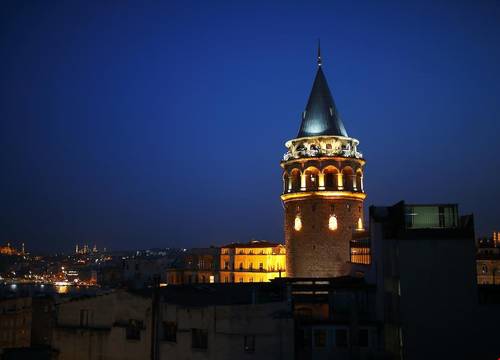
[{"xmin": 151, "ymin": 275, "xmax": 160, "ymax": 360}]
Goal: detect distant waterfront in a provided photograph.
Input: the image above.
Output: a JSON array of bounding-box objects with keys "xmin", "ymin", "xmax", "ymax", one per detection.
[{"xmin": 0, "ymin": 282, "xmax": 104, "ymax": 298}]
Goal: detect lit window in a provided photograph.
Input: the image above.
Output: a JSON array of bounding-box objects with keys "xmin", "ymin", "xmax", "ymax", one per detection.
[
  {"xmin": 357, "ymin": 218, "xmax": 364, "ymax": 230},
  {"xmin": 294, "ymin": 216, "xmax": 302, "ymax": 231},
  {"xmin": 329, "ymin": 215, "xmax": 338, "ymax": 231}
]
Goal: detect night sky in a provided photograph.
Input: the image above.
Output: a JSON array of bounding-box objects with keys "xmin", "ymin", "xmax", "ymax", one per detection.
[{"xmin": 1, "ymin": 1, "xmax": 499, "ymax": 253}]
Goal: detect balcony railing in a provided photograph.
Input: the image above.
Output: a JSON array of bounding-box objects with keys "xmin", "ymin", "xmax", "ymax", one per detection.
[
  {"xmin": 224, "ymin": 268, "xmax": 285, "ymax": 273},
  {"xmin": 283, "ymin": 148, "xmax": 363, "ymax": 161}
]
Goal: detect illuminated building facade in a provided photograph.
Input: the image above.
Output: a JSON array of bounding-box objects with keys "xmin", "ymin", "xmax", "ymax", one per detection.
[
  {"xmin": 476, "ymin": 231, "xmax": 500, "ymax": 285},
  {"xmin": 219, "ymin": 241, "xmax": 286, "ymax": 283},
  {"xmin": 281, "ymin": 47, "xmax": 366, "ymax": 277}
]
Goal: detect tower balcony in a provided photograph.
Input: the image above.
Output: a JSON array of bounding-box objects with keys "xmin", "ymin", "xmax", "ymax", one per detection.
[
  {"xmin": 281, "ymin": 135, "xmax": 365, "ymax": 196},
  {"xmin": 282, "ymin": 135, "xmax": 363, "ymax": 162}
]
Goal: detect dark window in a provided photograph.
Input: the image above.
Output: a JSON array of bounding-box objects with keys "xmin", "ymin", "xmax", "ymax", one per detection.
[
  {"xmin": 126, "ymin": 320, "xmax": 142, "ymax": 340},
  {"xmin": 438, "ymin": 206, "xmax": 445, "ymax": 227},
  {"xmin": 192, "ymin": 328, "xmax": 208, "ymax": 349},
  {"xmin": 482, "ymin": 265, "xmax": 488, "ymax": 274},
  {"xmin": 336, "ymin": 329, "xmax": 348, "ymax": 347},
  {"xmin": 239, "ymin": 263, "xmax": 243, "ymax": 270},
  {"xmin": 163, "ymin": 321, "xmax": 177, "ymax": 342},
  {"xmin": 259, "ymin": 263, "xmax": 264, "ymax": 270},
  {"xmin": 294, "ymin": 307, "xmax": 312, "ymax": 319},
  {"xmin": 314, "ymin": 329, "xmax": 326, "ymax": 347},
  {"xmin": 244, "ymin": 335, "xmax": 255, "ymax": 353},
  {"xmin": 358, "ymin": 329, "xmax": 369, "ymax": 347},
  {"xmin": 325, "ymin": 173, "xmax": 335, "ymax": 188},
  {"xmin": 79, "ymin": 309, "xmax": 89, "ymax": 327},
  {"xmin": 297, "ymin": 329, "xmax": 311, "ymax": 349}
]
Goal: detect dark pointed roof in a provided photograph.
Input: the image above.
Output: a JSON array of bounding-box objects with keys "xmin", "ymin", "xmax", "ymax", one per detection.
[{"xmin": 297, "ymin": 65, "xmax": 348, "ymax": 138}]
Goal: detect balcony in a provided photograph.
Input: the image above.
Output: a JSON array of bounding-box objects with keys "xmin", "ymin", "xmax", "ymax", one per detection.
[{"xmin": 282, "ymin": 136, "xmax": 363, "ymax": 162}]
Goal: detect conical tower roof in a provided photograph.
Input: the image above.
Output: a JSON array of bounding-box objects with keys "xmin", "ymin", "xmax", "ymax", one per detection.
[{"xmin": 297, "ymin": 50, "xmax": 348, "ymax": 138}]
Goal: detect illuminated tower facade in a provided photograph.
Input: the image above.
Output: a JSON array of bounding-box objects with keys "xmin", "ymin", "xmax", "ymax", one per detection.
[{"xmin": 281, "ymin": 47, "xmax": 366, "ymax": 278}]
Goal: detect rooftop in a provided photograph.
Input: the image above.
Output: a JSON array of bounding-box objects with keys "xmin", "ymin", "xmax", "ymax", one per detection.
[
  {"xmin": 221, "ymin": 240, "xmax": 284, "ymax": 249},
  {"xmin": 296, "ymin": 49, "xmax": 348, "ymax": 138}
]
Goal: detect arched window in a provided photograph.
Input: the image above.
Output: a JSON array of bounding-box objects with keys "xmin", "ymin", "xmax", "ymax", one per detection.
[
  {"xmin": 305, "ymin": 167, "xmax": 320, "ymax": 191},
  {"xmin": 342, "ymin": 167, "xmax": 355, "ymax": 191},
  {"xmin": 329, "ymin": 215, "xmax": 338, "ymax": 231},
  {"xmin": 290, "ymin": 169, "xmax": 301, "ymax": 192},
  {"xmin": 294, "ymin": 215, "xmax": 302, "ymax": 231},
  {"xmin": 356, "ymin": 169, "xmax": 363, "ymax": 192},
  {"xmin": 323, "ymin": 166, "xmax": 339, "ymax": 190},
  {"xmin": 357, "ymin": 218, "xmax": 364, "ymax": 231},
  {"xmin": 283, "ymin": 173, "xmax": 290, "ymax": 193}
]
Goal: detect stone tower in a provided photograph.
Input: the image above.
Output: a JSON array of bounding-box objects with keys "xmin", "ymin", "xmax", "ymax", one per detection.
[{"xmin": 281, "ymin": 46, "xmax": 366, "ymax": 278}]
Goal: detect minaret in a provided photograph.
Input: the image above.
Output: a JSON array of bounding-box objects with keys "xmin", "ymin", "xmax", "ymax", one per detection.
[{"xmin": 281, "ymin": 45, "xmax": 366, "ymax": 278}]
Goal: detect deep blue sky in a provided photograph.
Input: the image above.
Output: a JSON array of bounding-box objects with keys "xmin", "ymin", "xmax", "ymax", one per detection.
[{"xmin": 1, "ymin": 1, "xmax": 499, "ymax": 252}]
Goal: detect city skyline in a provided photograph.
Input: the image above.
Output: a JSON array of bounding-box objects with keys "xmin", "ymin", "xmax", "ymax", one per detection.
[{"xmin": 2, "ymin": 0, "xmax": 500, "ymax": 252}]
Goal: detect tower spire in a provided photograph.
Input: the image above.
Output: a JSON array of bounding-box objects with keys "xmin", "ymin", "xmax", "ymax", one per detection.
[{"xmin": 317, "ymin": 39, "xmax": 322, "ymax": 67}]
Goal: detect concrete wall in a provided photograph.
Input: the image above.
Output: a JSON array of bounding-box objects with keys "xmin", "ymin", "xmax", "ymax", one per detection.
[
  {"xmin": 159, "ymin": 301, "xmax": 293, "ymax": 360},
  {"xmin": 52, "ymin": 291, "xmax": 151, "ymax": 360},
  {"xmin": 397, "ymin": 236, "xmax": 479, "ymax": 359},
  {"xmin": 370, "ymin": 205, "xmax": 500, "ymax": 360},
  {"xmin": 0, "ymin": 297, "xmax": 32, "ymax": 349}
]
